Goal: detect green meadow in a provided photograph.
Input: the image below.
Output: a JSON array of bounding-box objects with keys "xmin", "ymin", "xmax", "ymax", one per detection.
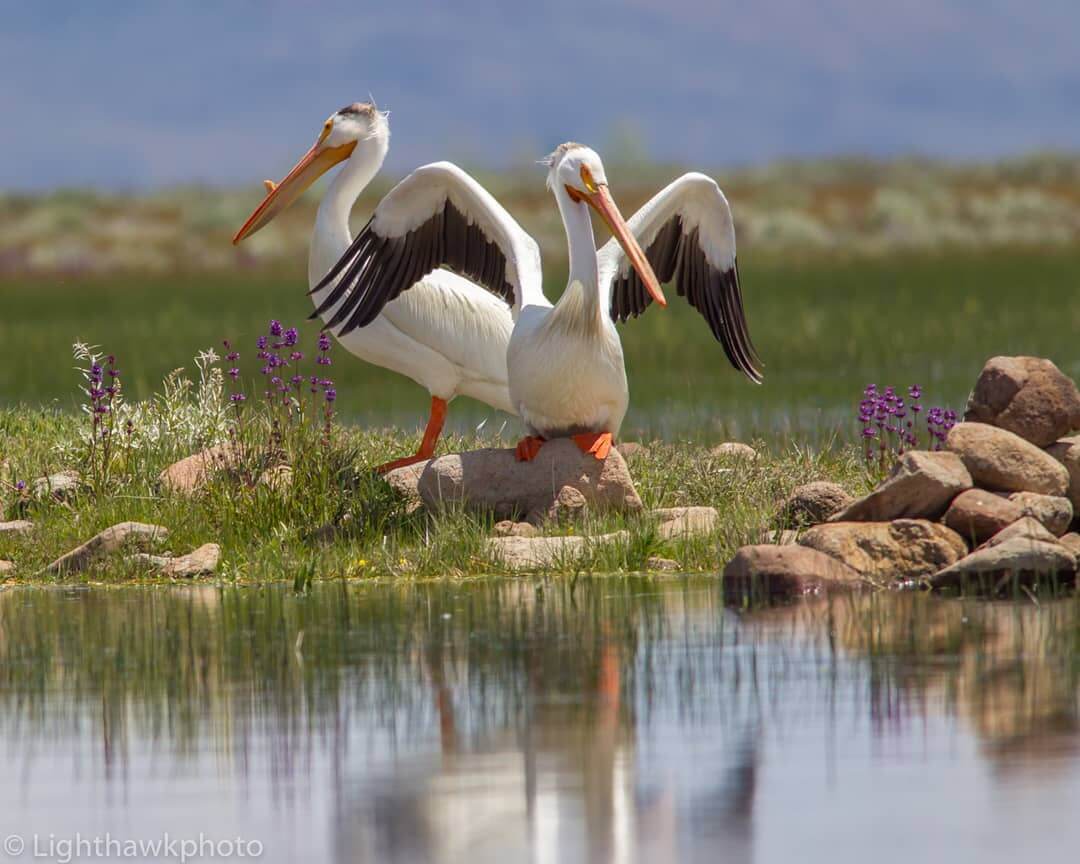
[{"xmin": 4, "ymin": 246, "xmax": 1080, "ymax": 444}]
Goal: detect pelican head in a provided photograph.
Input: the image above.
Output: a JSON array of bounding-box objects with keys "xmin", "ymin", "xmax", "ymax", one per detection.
[
  {"xmin": 546, "ymin": 143, "xmax": 666, "ymax": 306},
  {"xmin": 233, "ymin": 102, "xmax": 389, "ymax": 243}
]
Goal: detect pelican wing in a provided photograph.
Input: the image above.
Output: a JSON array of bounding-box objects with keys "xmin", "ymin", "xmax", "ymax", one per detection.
[
  {"xmin": 598, "ymin": 173, "xmax": 762, "ymax": 383},
  {"xmin": 311, "ymin": 161, "xmax": 543, "ymax": 334}
]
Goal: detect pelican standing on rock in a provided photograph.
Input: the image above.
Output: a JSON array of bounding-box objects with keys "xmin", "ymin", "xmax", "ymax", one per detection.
[
  {"xmin": 233, "ymin": 103, "xmax": 518, "ymax": 472},
  {"xmin": 312, "ymin": 142, "xmax": 762, "ymax": 462}
]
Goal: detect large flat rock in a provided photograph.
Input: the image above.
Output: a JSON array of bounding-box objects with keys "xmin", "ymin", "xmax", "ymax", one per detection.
[
  {"xmin": 930, "ymin": 536, "xmax": 1075, "ymax": 590},
  {"xmin": 798, "ymin": 519, "xmax": 967, "ymax": 581},
  {"xmin": 831, "ymin": 450, "xmax": 971, "ymax": 522},
  {"xmin": 406, "ymin": 440, "xmax": 643, "ymax": 522},
  {"xmin": 486, "ymin": 531, "xmax": 629, "ymax": 570},
  {"xmin": 723, "ymin": 544, "xmax": 866, "ymax": 601},
  {"xmin": 45, "ymin": 522, "xmax": 169, "ymax": 575}
]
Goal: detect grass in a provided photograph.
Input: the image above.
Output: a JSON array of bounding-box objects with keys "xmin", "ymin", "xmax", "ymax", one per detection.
[
  {"xmin": 4, "ymin": 246, "xmax": 1080, "ymax": 445},
  {"xmin": 0, "ymin": 403, "xmax": 871, "ymax": 583}
]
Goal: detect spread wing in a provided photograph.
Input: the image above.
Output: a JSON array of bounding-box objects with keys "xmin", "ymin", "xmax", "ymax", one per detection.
[
  {"xmin": 311, "ymin": 161, "xmax": 543, "ymax": 334},
  {"xmin": 598, "ymin": 173, "xmax": 762, "ymax": 383}
]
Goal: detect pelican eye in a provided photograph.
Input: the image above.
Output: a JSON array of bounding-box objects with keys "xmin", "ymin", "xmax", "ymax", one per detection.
[
  {"xmin": 318, "ymin": 119, "xmax": 332, "ymax": 144},
  {"xmin": 579, "ymin": 165, "xmax": 599, "ymax": 194}
]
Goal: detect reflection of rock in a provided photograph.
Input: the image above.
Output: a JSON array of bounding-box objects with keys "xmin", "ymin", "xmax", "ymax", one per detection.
[
  {"xmin": 831, "ymin": 450, "xmax": 971, "ymax": 521},
  {"xmin": 964, "ymin": 355, "xmax": 1080, "ymax": 446},
  {"xmin": 487, "ymin": 531, "xmax": 629, "ymax": 570},
  {"xmin": 777, "ymin": 481, "xmax": 852, "ymax": 527},
  {"xmin": 128, "ymin": 543, "xmax": 221, "ymax": 578},
  {"xmin": 414, "ymin": 441, "xmax": 642, "ymax": 523},
  {"xmin": 723, "ymin": 544, "xmax": 865, "ymax": 599},
  {"xmin": 654, "ymin": 506, "xmax": 719, "ymax": 540},
  {"xmin": 1008, "ymin": 491, "xmax": 1072, "ymax": 536},
  {"xmin": 45, "ymin": 522, "xmax": 169, "ymax": 575},
  {"xmin": 798, "ymin": 519, "xmax": 967, "ymax": 581},
  {"xmin": 946, "ymin": 422, "xmax": 1069, "ymax": 495},
  {"xmin": 943, "ymin": 489, "xmax": 1022, "ymax": 545}
]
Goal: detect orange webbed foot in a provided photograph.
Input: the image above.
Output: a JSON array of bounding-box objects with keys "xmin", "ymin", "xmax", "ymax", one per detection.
[
  {"xmin": 515, "ymin": 435, "xmax": 547, "ymax": 462},
  {"xmin": 572, "ymin": 432, "xmax": 614, "ymax": 460}
]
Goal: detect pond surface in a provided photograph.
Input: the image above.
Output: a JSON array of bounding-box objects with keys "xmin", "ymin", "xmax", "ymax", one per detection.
[{"xmin": 0, "ymin": 579, "xmax": 1078, "ymax": 863}]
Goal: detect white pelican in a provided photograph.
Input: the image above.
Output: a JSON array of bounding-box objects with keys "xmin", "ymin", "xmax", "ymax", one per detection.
[
  {"xmin": 232, "ymin": 103, "xmax": 519, "ymax": 472},
  {"xmin": 313, "ymin": 142, "xmax": 762, "ymax": 462}
]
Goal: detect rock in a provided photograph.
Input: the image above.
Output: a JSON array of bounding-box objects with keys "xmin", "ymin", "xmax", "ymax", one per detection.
[
  {"xmin": 545, "ymin": 485, "xmax": 589, "ymax": 524},
  {"xmin": 416, "ymin": 440, "xmax": 642, "ymax": 522},
  {"xmin": 964, "ymin": 356, "xmax": 1080, "ymax": 446},
  {"xmin": 382, "ymin": 460, "xmax": 425, "ymax": 500},
  {"xmin": 486, "ymin": 531, "xmax": 629, "ymax": 570},
  {"xmin": 711, "ymin": 442, "xmax": 758, "ymax": 461},
  {"xmin": 645, "ymin": 555, "xmax": 681, "ymax": 572},
  {"xmin": 653, "ymin": 506, "xmax": 719, "ymax": 540},
  {"xmin": 493, "ymin": 520, "xmax": 540, "ymax": 538},
  {"xmin": 158, "ymin": 444, "xmax": 235, "ymax": 495},
  {"xmin": 943, "ymin": 489, "xmax": 1023, "ymax": 545},
  {"xmin": 0, "ymin": 560, "xmax": 13, "ymax": 576},
  {"xmin": 722, "ymin": 545, "xmax": 866, "ymax": 600},
  {"xmin": 930, "ymin": 537, "xmax": 1075, "ymax": 590},
  {"xmin": 983, "ymin": 516, "xmax": 1058, "ymax": 548},
  {"xmin": 0, "ymin": 520, "xmax": 33, "ymax": 536},
  {"xmin": 946, "ymin": 422, "xmax": 1069, "ymax": 496},
  {"xmin": 1059, "ymin": 532, "xmax": 1080, "ymax": 564},
  {"xmin": 1007, "ymin": 491, "xmax": 1073, "ymax": 536},
  {"xmin": 777, "ymin": 481, "xmax": 853, "ymax": 527},
  {"xmin": 757, "ymin": 528, "xmax": 801, "ymax": 545},
  {"xmin": 32, "ymin": 470, "xmax": 80, "ymax": 500},
  {"xmin": 44, "ymin": 522, "xmax": 169, "ymax": 575},
  {"xmin": 616, "ymin": 442, "xmax": 649, "ymax": 460},
  {"xmin": 798, "ymin": 519, "xmax": 967, "ymax": 581},
  {"xmin": 128, "ymin": 543, "xmax": 221, "ymax": 578},
  {"xmin": 831, "ymin": 451, "xmax": 972, "ymax": 522},
  {"xmin": 1045, "ymin": 436, "xmax": 1080, "ymax": 511},
  {"xmin": 258, "ymin": 464, "xmax": 292, "ymax": 493}
]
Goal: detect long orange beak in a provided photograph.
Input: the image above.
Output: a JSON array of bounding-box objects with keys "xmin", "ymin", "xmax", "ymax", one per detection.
[
  {"xmin": 232, "ymin": 139, "xmax": 356, "ymax": 244},
  {"xmin": 583, "ymin": 184, "xmax": 666, "ymax": 307}
]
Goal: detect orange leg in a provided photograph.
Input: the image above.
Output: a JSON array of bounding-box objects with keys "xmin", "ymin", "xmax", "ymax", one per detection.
[
  {"xmin": 515, "ymin": 435, "xmax": 547, "ymax": 462},
  {"xmin": 571, "ymin": 431, "xmax": 614, "ymax": 460},
  {"xmin": 376, "ymin": 396, "xmax": 448, "ymax": 474}
]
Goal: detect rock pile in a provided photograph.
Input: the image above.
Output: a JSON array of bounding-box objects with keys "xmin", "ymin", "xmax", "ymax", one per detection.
[{"xmin": 727, "ymin": 355, "xmax": 1080, "ymax": 598}]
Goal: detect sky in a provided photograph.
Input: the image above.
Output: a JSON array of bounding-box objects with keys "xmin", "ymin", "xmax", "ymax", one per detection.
[{"xmin": 2, "ymin": 0, "xmax": 1079, "ymax": 190}]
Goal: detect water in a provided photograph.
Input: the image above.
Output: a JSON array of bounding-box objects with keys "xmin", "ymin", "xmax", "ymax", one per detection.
[{"xmin": 1, "ymin": 579, "xmax": 1078, "ymax": 863}]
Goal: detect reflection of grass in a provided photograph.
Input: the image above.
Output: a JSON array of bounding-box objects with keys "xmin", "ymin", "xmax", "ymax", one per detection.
[{"xmin": 4, "ymin": 246, "xmax": 1080, "ymax": 442}]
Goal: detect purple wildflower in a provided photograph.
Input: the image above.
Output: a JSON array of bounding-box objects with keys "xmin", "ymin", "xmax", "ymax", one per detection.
[
  {"xmin": 284, "ymin": 327, "xmax": 299, "ymax": 347},
  {"xmin": 318, "ymin": 332, "xmax": 331, "ymax": 352},
  {"xmin": 230, "ymin": 393, "xmax": 246, "ymax": 404},
  {"xmin": 269, "ymin": 320, "xmax": 283, "ymax": 337},
  {"xmin": 228, "ymin": 368, "xmax": 240, "ymax": 380},
  {"xmin": 324, "ymin": 388, "xmax": 337, "ymax": 403},
  {"xmin": 256, "ymin": 336, "xmax": 268, "ymax": 350}
]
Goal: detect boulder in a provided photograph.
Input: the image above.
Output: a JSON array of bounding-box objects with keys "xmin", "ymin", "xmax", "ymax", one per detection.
[
  {"xmin": 1058, "ymin": 532, "xmax": 1080, "ymax": 564},
  {"xmin": 930, "ymin": 537, "xmax": 1075, "ymax": 590},
  {"xmin": 777, "ymin": 481, "xmax": 853, "ymax": 527},
  {"xmin": 943, "ymin": 489, "xmax": 1023, "ymax": 545},
  {"xmin": 645, "ymin": 556, "xmax": 681, "ymax": 572},
  {"xmin": 158, "ymin": 444, "xmax": 235, "ymax": 495},
  {"xmin": 493, "ymin": 520, "xmax": 540, "ymax": 538},
  {"xmin": 32, "ymin": 470, "xmax": 80, "ymax": 501},
  {"xmin": 830, "ymin": 451, "xmax": 971, "ymax": 522},
  {"xmin": 128, "ymin": 543, "xmax": 221, "ymax": 578},
  {"xmin": 44, "ymin": 522, "xmax": 169, "ymax": 575},
  {"xmin": 415, "ymin": 440, "xmax": 642, "ymax": 522},
  {"xmin": 983, "ymin": 515, "xmax": 1058, "ymax": 548},
  {"xmin": 0, "ymin": 520, "xmax": 33, "ymax": 536},
  {"xmin": 486, "ymin": 530, "xmax": 629, "ymax": 570},
  {"xmin": 722, "ymin": 545, "xmax": 865, "ymax": 600},
  {"xmin": 257, "ymin": 464, "xmax": 293, "ymax": 493},
  {"xmin": 0, "ymin": 560, "xmax": 13, "ymax": 576},
  {"xmin": 616, "ymin": 442, "xmax": 650, "ymax": 460},
  {"xmin": 946, "ymin": 422, "xmax": 1069, "ymax": 496},
  {"xmin": 1007, "ymin": 491, "xmax": 1072, "ymax": 536},
  {"xmin": 757, "ymin": 528, "xmax": 801, "ymax": 545},
  {"xmin": 798, "ymin": 519, "xmax": 967, "ymax": 581},
  {"xmin": 964, "ymin": 356, "xmax": 1080, "ymax": 446},
  {"xmin": 711, "ymin": 442, "xmax": 758, "ymax": 461},
  {"xmin": 653, "ymin": 506, "xmax": 719, "ymax": 540},
  {"xmin": 1045, "ymin": 435, "xmax": 1080, "ymax": 511}
]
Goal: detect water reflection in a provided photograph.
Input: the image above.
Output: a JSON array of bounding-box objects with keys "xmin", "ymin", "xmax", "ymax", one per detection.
[{"xmin": 0, "ymin": 580, "xmax": 1078, "ymax": 863}]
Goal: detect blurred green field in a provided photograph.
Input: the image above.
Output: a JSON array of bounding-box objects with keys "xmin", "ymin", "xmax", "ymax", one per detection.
[{"xmin": 3, "ymin": 246, "xmax": 1079, "ymax": 444}]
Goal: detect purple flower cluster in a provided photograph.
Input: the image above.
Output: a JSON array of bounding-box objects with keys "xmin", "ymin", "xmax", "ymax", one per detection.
[
  {"xmin": 859, "ymin": 383, "xmax": 956, "ymax": 468},
  {"xmin": 223, "ymin": 322, "xmax": 337, "ymax": 416}
]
